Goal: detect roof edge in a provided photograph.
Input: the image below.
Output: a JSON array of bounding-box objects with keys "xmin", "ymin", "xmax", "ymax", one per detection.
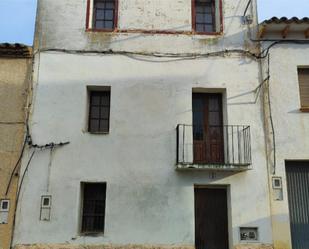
[{"xmin": 0, "ymin": 43, "xmax": 32, "ymax": 58}]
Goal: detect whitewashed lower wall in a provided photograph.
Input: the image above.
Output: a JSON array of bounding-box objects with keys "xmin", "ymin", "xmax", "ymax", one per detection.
[{"xmin": 14, "ymin": 52, "xmax": 271, "ymax": 248}]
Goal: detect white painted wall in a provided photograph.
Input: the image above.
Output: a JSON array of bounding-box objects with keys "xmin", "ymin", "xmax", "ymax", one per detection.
[
  {"xmin": 36, "ymin": 0, "xmax": 259, "ymax": 53},
  {"xmin": 14, "ymin": 0, "xmax": 274, "ymax": 248},
  {"xmin": 263, "ymin": 42, "xmax": 309, "ymax": 249},
  {"xmin": 14, "ymin": 53, "xmax": 272, "ymax": 246}
]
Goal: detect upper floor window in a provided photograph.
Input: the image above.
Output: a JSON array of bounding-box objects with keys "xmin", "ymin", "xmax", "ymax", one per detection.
[
  {"xmin": 298, "ymin": 68, "xmax": 309, "ymax": 111},
  {"xmin": 88, "ymin": 88, "xmax": 111, "ymax": 133},
  {"xmin": 87, "ymin": 0, "xmax": 118, "ymax": 30},
  {"xmin": 192, "ymin": 0, "xmax": 222, "ymax": 34}
]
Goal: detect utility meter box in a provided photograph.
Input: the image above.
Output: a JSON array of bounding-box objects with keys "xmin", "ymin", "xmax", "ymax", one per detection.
[
  {"xmin": 40, "ymin": 196, "xmax": 52, "ymax": 221},
  {"xmin": 0, "ymin": 199, "xmax": 10, "ymax": 224}
]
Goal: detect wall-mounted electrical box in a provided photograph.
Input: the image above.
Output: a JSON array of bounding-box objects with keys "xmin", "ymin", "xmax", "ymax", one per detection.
[
  {"xmin": 0, "ymin": 199, "xmax": 10, "ymax": 224},
  {"xmin": 272, "ymin": 177, "xmax": 282, "ymax": 189},
  {"xmin": 40, "ymin": 195, "xmax": 51, "ymax": 221},
  {"xmin": 240, "ymin": 227, "xmax": 258, "ymax": 241},
  {"xmin": 272, "ymin": 176, "xmax": 283, "ymax": 201}
]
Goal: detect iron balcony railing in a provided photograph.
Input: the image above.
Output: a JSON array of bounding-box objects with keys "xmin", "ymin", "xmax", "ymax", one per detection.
[{"xmin": 176, "ymin": 124, "xmax": 251, "ymax": 169}]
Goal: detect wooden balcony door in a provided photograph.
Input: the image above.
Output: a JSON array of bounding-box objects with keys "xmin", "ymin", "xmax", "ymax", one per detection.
[{"xmin": 192, "ymin": 93, "xmax": 224, "ymax": 164}]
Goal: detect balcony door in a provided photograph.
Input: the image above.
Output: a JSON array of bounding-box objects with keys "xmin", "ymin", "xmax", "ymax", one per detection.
[{"xmin": 192, "ymin": 93, "xmax": 224, "ymax": 164}]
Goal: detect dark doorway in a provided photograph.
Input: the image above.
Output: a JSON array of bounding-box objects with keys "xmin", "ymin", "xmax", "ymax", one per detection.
[
  {"xmin": 194, "ymin": 187, "xmax": 229, "ymax": 249},
  {"xmin": 286, "ymin": 161, "xmax": 309, "ymax": 249},
  {"xmin": 192, "ymin": 93, "xmax": 224, "ymax": 164}
]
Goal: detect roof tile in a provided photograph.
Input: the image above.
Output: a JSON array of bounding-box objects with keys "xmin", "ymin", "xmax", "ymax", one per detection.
[{"xmin": 0, "ymin": 43, "xmax": 32, "ymax": 58}]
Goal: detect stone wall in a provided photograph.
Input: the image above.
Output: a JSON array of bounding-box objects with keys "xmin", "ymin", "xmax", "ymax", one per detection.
[{"xmin": 0, "ymin": 56, "xmax": 32, "ymax": 249}]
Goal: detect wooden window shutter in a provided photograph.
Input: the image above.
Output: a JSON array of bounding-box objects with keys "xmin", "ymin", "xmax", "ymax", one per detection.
[{"xmin": 298, "ymin": 68, "xmax": 309, "ymax": 109}]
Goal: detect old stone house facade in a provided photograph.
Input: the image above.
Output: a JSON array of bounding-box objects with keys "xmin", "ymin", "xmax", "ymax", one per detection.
[
  {"xmin": 0, "ymin": 44, "xmax": 32, "ymax": 249},
  {"xmin": 7, "ymin": 1, "xmax": 309, "ymax": 249}
]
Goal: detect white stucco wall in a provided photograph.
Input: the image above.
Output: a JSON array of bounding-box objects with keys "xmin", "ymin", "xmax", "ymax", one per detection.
[
  {"xmin": 264, "ymin": 43, "xmax": 309, "ymax": 249},
  {"xmin": 36, "ymin": 0, "xmax": 259, "ymax": 53},
  {"xmin": 14, "ymin": 52, "xmax": 272, "ymax": 247},
  {"xmin": 14, "ymin": 0, "xmax": 274, "ymax": 248}
]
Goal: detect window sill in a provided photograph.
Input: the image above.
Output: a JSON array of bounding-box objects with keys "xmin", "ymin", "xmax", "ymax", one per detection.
[
  {"xmin": 86, "ymin": 28, "xmax": 116, "ymax": 33},
  {"xmin": 193, "ymin": 31, "xmax": 223, "ymax": 36},
  {"xmin": 88, "ymin": 131, "xmax": 109, "ymax": 135},
  {"xmin": 300, "ymin": 107, "xmax": 309, "ymax": 112},
  {"xmin": 79, "ymin": 232, "xmax": 104, "ymax": 237},
  {"xmin": 85, "ymin": 28, "xmax": 223, "ymax": 36}
]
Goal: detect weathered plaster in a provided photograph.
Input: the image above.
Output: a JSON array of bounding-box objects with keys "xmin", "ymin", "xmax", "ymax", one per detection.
[
  {"xmin": 35, "ymin": 0, "xmax": 259, "ymax": 53},
  {"xmin": 0, "ymin": 57, "xmax": 32, "ymax": 249},
  {"xmin": 14, "ymin": 0, "xmax": 275, "ymax": 248},
  {"xmin": 261, "ymin": 43, "xmax": 309, "ymax": 249},
  {"xmin": 14, "ymin": 53, "xmax": 272, "ymax": 247},
  {"xmin": 14, "ymin": 244, "xmax": 274, "ymax": 249}
]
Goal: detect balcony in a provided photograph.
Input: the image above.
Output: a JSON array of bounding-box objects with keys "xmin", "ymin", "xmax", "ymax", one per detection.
[{"xmin": 176, "ymin": 124, "xmax": 252, "ymax": 171}]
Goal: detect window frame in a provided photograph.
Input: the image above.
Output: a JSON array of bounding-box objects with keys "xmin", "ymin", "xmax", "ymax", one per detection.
[
  {"xmin": 87, "ymin": 87, "xmax": 111, "ymax": 134},
  {"xmin": 191, "ymin": 0, "xmax": 223, "ymax": 35},
  {"xmin": 86, "ymin": 0, "xmax": 119, "ymax": 31},
  {"xmin": 80, "ymin": 182, "xmax": 107, "ymax": 235},
  {"xmin": 298, "ymin": 67, "xmax": 309, "ymax": 112}
]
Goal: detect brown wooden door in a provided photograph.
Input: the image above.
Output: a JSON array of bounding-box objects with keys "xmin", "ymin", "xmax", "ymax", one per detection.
[
  {"xmin": 192, "ymin": 93, "xmax": 224, "ymax": 164},
  {"xmin": 195, "ymin": 187, "xmax": 229, "ymax": 249}
]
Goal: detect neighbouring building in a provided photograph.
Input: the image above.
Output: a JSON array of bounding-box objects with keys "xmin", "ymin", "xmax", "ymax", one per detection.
[
  {"xmin": 0, "ymin": 43, "xmax": 32, "ymax": 249},
  {"xmin": 11, "ymin": 1, "xmax": 309, "ymax": 249},
  {"xmin": 258, "ymin": 17, "xmax": 309, "ymax": 249}
]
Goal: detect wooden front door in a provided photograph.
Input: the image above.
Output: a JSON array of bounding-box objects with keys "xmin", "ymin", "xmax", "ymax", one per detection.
[
  {"xmin": 195, "ymin": 187, "xmax": 229, "ymax": 249},
  {"xmin": 192, "ymin": 93, "xmax": 224, "ymax": 164}
]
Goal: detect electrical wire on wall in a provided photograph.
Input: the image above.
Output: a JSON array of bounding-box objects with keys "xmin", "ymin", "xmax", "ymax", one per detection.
[
  {"xmin": 242, "ymin": 0, "xmax": 309, "ymax": 175},
  {"xmin": 265, "ymin": 54, "xmax": 276, "ymax": 175},
  {"xmin": 35, "ymin": 47, "xmax": 262, "ymax": 61},
  {"xmin": 7, "ymin": 3, "xmax": 309, "ymax": 248},
  {"xmin": 7, "ymin": 136, "xmax": 70, "ymax": 249}
]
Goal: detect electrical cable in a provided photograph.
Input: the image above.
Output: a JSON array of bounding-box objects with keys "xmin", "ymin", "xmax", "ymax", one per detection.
[
  {"xmin": 4, "ymin": 136, "xmax": 28, "ymax": 196},
  {"xmin": 244, "ymin": 15, "xmax": 308, "ymax": 175},
  {"xmin": 36, "ymin": 47, "xmax": 261, "ymax": 61},
  {"xmin": 9, "ymin": 149, "xmax": 36, "ymax": 249},
  {"xmin": 243, "ymin": 0, "xmax": 252, "ymax": 17},
  {"xmin": 265, "ymin": 54, "xmax": 276, "ymax": 175}
]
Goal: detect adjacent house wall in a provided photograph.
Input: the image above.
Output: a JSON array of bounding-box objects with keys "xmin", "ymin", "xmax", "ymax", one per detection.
[
  {"xmin": 0, "ymin": 51, "xmax": 32, "ymax": 249},
  {"xmin": 263, "ymin": 42, "xmax": 309, "ymax": 249}
]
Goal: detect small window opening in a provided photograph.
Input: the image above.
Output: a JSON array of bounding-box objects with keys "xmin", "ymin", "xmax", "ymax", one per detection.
[
  {"xmin": 81, "ymin": 182, "xmax": 107, "ymax": 234},
  {"xmin": 88, "ymin": 89, "xmax": 111, "ymax": 133},
  {"xmin": 298, "ymin": 68, "xmax": 309, "ymax": 110},
  {"xmin": 93, "ymin": 0, "xmax": 117, "ymax": 30},
  {"xmin": 193, "ymin": 0, "xmax": 222, "ymax": 33}
]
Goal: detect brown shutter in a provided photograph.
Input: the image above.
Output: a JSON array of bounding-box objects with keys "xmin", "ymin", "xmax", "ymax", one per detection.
[{"xmin": 298, "ymin": 68, "xmax": 309, "ymax": 109}]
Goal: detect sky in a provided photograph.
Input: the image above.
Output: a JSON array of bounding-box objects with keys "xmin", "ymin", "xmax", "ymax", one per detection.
[{"xmin": 0, "ymin": 0, "xmax": 308, "ymax": 45}]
